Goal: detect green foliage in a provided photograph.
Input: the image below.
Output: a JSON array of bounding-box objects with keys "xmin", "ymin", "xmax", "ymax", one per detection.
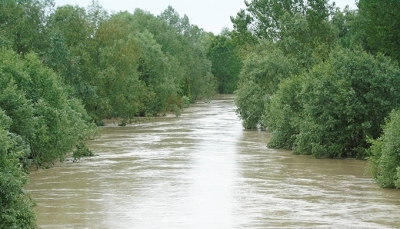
[
  {"xmin": 294, "ymin": 48, "xmax": 400, "ymax": 158},
  {"xmin": 44, "ymin": 4, "xmax": 100, "ymax": 119},
  {"xmin": 136, "ymin": 30, "xmax": 180, "ymax": 115},
  {"xmin": 207, "ymin": 35, "xmax": 242, "ymax": 93},
  {"xmin": 234, "ymin": 0, "xmax": 400, "ymax": 160},
  {"xmin": 265, "ymin": 47, "xmax": 400, "ymax": 160},
  {"xmin": 241, "ymin": 0, "xmax": 307, "ymax": 40},
  {"xmin": 232, "ymin": 0, "xmax": 400, "ymax": 188},
  {"xmin": 265, "ymin": 75, "xmax": 305, "ymax": 149},
  {"xmin": 331, "ymin": 6, "xmax": 365, "ymax": 49},
  {"xmin": 154, "ymin": 8, "xmax": 216, "ymax": 101},
  {"xmin": 0, "ymin": 48, "xmax": 97, "ymax": 166},
  {"xmin": 369, "ymin": 110, "xmax": 400, "ymax": 188},
  {"xmin": 94, "ymin": 14, "xmax": 145, "ymax": 119},
  {"xmin": 35, "ymin": 3, "xmax": 217, "ymax": 124},
  {"xmin": 182, "ymin": 96, "xmax": 190, "ymax": 108},
  {"xmin": 89, "ymin": 8, "xmax": 215, "ymax": 119},
  {"xmin": 358, "ymin": 0, "xmax": 400, "ymax": 63},
  {"xmin": 231, "ymin": 0, "xmax": 338, "ymax": 67},
  {"xmin": 0, "ymin": 0, "xmax": 50, "ymax": 55},
  {"xmin": 73, "ymin": 142, "xmax": 95, "ymax": 162},
  {"xmin": 232, "ymin": 0, "xmax": 333, "ymax": 40},
  {"xmin": 0, "ymin": 109, "xmax": 37, "ymax": 229},
  {"xmin": 235, "ymin": 41, "xmax": 297, "ymax": 129},
  {"xmin": 0, "ymin": 47, "xmax": 98, "ymax": 227},
  {"xmin": 230, "ymin": 9, "xmax": 257, "ymax": 48},
  {"xmin": 234, "ymin": 0, "xmax": 343, "ymax": 131},
  {"xmin": 235, "ymin": 80, "xmax": 266, "ymax": 129}
]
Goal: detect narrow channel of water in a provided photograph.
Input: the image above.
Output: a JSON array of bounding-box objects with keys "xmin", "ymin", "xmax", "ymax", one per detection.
[{"xmin": 27, "ymin": 95, "xmax": 400, "ymax": 228}]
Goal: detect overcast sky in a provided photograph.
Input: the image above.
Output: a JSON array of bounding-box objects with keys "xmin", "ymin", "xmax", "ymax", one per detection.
[{"xmin": 53, "ymin": 0, "xmax": 358, "ymax": 34}]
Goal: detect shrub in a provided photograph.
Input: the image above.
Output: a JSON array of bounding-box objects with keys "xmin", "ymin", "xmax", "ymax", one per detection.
[
  {"xmin": 369, "ymin": 110, "xmax": 400, "ymax": 188},
  {"xmin": 294, "ymin": 48, "xmax": 400, "ymax": 158}
]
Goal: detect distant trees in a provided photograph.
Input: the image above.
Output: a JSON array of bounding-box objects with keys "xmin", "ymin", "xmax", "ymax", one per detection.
[
  {"xmin": 207, "ymin": 34, "xmax": 242, "ymax": 94},
  {"xmin": 0, "ymin": 1, "xmax": 218, "ymax": 124}
]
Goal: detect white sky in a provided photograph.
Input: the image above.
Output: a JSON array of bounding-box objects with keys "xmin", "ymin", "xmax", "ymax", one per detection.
[{"xmin": 53, "ymin": 0, "xmax": 358, "ymax": 34}]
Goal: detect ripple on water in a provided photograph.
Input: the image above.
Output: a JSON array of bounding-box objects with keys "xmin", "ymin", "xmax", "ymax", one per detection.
[{"xmin": 26, "ymin": 95, "xmax": 400, "ymax": 229}]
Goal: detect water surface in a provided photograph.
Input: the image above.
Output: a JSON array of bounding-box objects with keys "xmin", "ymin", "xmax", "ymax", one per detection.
[{"xmin": 27, "ymin": 95, "xmax": 400, "ymax": 228}]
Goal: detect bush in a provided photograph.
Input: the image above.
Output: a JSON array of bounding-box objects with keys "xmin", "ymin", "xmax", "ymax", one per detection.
[
  {"xmin": 235, "ymin": 80, "xmax": 267, "ymax": 129},
  {"xmin": 182, "ymin": 96, "xmax": 190, "ymax": 108},
  {"xmin": 369, "ymin": 110, "xmax": 400, "ymax": 188},
  {"xmin": 73, "ymin": 142, "xmax": 95, "ymax": 162},
  {"xmin": 265, "ymin": 75, "xmax": 305, "ymax": 149},
  {"xmin": 293, "ymin": 48, "xmax": 400, "ymax": 158}
]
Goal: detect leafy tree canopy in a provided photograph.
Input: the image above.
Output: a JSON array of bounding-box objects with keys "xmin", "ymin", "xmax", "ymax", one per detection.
[{"xmin": 207, "ymin": 35, "xmax": 242, "ymax": 94}]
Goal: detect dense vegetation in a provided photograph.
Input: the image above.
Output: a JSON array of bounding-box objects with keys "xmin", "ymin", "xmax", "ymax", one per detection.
[
  {"xmin": 232, "ymin": 0, "xmax": 400, "ymax": 188},
  {"xmin": 207, "ymin": 31, "xmax": 242, "ymax": 94},
  {"xmin": 0, "ymin": 0, "xmax": 242, "ymax": 227},
  {"xmin": 3, "ymin": 0, "xmax": 400, "ymax": 227}
]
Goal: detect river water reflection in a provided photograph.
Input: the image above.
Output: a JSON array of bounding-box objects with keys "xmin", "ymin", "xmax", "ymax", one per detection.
[{"xmin": 27, "ymin": 95, "xmax": 400, "ymax": 228}]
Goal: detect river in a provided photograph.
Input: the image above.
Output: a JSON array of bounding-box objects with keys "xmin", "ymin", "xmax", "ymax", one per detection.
[{"xmin": 26, "ymin": 95, "xmax": 400, "ymax": 228}]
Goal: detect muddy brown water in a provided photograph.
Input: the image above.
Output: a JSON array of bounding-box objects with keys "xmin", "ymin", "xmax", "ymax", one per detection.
[{"xmin": 26, "ymin": 95, "xmax": 400, "ymax": 228}]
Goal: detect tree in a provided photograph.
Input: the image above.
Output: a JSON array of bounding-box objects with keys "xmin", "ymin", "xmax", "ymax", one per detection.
[
  {"xmin": 157, "ymin": 7, "xmax": 213, "ymax": 100},
  {"xmin": 231, "ymin": 0, "xmax": 337, "ymax": 68},
  {"xmin": 207, "ymin": 35, "xmax": 242, "ymax": 93},
  {"xmin": 0, "ymin": 0, "xmax": 51, "ymax": 55},
  {"xmin": 230, "ymin": 9, "xmax": 257, "ymax": 48},
  {"xmin": 235, "ymin": 41, "xmax": 297, "ymax": 129},
  {"xmin": 232, "ymin": 0, "xmax": 332, "ymax": 40},
  {"xmin": 330, "ymin": 6, "xmax": 365, "ymax": 49},
  {"xmin": 157, "ymin": 8, "xmax": 216, "ymax": 101},
  {"xmin": 294, "ymin": 48, "xmax": 400, "ymax": 158},
  {"xmin": 44, "ymin": 4, "xmax": 99, "ymax": 117},
  {"xmin": 358, "ymin": 0, "xmax": 400, "ymax": 63},
  {"xmin": 265, "ymin": 74, "xmax": 305, "ymax": 149},
  {"xmin": 0, "ymin": 49, "xmax": 96, "ymax": 166},
  {"xmin": 94, "ymin": 9, "xmax": 201, "ymax": 119},
  {"xmin": 94, "ymin": 13, "xmax": 145, "ymax": 120},
  {"xmin": 0, "ymin": 54, "xmax": 98, "ymax": 229},
  {"xmin": 135, "ymin": 30, "xmax": 180, "ymax": 115},
  {"xmin": 0, "ymin": 110, "xmax": 37, "ymax": 228}
]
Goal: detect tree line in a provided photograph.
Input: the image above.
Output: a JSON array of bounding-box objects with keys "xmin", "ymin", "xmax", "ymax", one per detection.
[
  {"xmin": 0, "ymin": 0, "xmax": 242, "ymax": 227},
  {"xmin": 232, "ymin": 0, "xmax": 400, "ymax": 189},
  {"xmin": 6, "ymin": 0, "xmax": 400, "ymax": 227}
]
